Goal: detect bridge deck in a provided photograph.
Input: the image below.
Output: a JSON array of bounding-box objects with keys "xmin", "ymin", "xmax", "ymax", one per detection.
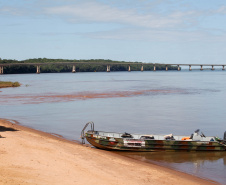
[{"xmin": 0, "ymin": 62, "xmax": 225, "ymax": 66}]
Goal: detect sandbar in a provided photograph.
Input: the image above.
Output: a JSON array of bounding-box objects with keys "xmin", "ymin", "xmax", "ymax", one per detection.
[
  {"xmin": 0, "ymin": 89, "xmax": 185, "ymax": 104},
  {"xmin": 0, "ymin": 119, "xmax": 215, "ymax": 185}
]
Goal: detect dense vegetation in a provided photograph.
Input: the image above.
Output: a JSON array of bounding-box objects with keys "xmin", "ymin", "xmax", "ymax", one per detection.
[
  {"xmin": 0, "ymin": 58, "xmax": 177, "ymax": 74},
  {"xmin": 0, "ymin": 81, "xmax": 20, "ymax": 88}
]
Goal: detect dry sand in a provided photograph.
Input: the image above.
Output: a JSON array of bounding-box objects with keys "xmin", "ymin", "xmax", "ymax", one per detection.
[{"xmin": 0, "ymin": 119, "xmax": 215, "ymax": 185}]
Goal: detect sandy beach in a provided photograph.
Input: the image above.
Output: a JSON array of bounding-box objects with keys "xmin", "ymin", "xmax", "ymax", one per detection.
[{"xmin": 0, "ymin": 119, "xmax": 215, "ymax": 185}]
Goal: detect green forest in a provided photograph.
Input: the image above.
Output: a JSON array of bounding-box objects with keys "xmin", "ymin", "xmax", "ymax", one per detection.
[{"xmin": 0, "ymin": 58, "xmax": 178, "ymax": 74}]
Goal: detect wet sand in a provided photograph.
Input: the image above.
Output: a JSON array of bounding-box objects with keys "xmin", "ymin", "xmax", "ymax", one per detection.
[{"xmin": 0, "ymin": 119, "xmax": 215, "ymax": 185}]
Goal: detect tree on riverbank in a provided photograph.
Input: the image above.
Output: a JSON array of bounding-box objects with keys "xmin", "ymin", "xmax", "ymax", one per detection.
[{"xmin": 0, "ymin": 58, "xmax": 177, "ymax": 74}]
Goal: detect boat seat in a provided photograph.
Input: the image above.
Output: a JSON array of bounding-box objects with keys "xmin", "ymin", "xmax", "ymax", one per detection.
[
  {"xmin": 140, "ymin": 135, "xmax": 154, "ymax": 140},
  {"xmin": 121, "ymin": 132, "xmax": 133, "ymax": 138},
  {"xmin": 164, "ymin": 134, "xmax": 175, "ymax": 140}
]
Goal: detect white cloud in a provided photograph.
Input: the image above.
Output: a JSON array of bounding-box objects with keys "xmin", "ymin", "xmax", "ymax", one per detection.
[
  {"xmin": 215, "ymin": 5, "xmax": 226, "ymax": 14},
  {"xmin": 2, "ymin": 0, "xmax": 226, "ymax": 43},
  {"xmin": 83, "ymin": 27, "xmax": 226, "ymax": 42},
  {"xmin": 43, "ymin": 1, "xmax": 193, "ymax": 29},
  {"xmin": 0, "ymin": 6, "xmax": 25, "ymax": 16},
  {"xmin": 0, "ymin": 0, "xmax": 222, "ymax": 30}
]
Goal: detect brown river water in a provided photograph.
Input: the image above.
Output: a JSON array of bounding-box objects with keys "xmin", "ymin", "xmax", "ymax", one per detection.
[{"xmin": 0, "ymin": 71, "xmax": 225, "ymax": 184}]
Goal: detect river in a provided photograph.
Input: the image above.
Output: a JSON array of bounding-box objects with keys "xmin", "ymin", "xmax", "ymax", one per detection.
[{"xmin": 0, "ymin": 70, "xmax": 225, "ymax": 184}]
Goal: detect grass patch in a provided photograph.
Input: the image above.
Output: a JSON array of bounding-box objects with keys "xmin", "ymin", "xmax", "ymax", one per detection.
[{"xmin": 0, "ymin": 81, "xmax": 20, "ymax": 88}]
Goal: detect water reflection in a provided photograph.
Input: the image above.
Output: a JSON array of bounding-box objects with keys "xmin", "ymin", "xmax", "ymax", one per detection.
[
  {"xmin": 115, "ymin": 151, "xmax": 226, "ymax": 184},
  {"xmin": 116, "ymin": 151, "xmax": 225, "ymax": 163}
]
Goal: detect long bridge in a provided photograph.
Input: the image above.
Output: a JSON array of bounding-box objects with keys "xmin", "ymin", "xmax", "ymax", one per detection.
[{"xmin": 0, "ymin": 62, "xmax": 225, "ymax": 74}]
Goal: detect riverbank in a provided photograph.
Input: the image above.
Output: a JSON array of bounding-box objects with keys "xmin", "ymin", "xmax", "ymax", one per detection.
[
  {"xmin": 0, "ymin": 81, "xmax": 20, "ymax": 88},
  {"xmin": 0, "ymin": 119, "xmax": 216, "ymax": 185}
]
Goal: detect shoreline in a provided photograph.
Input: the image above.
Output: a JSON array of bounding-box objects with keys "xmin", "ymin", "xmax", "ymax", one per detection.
[{"xmin": 0, "ymin": 118, "xmax": 216, "ymax": 185}]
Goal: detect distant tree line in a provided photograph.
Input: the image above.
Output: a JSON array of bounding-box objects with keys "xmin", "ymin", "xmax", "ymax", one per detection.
[{"xmin": 0, "ymin": 58, "xmax": 178, "ymax": 74}]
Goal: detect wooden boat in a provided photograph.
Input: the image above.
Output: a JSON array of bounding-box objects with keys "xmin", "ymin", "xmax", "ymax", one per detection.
[{"xmin": 81, "ymin": 122, "xmax": 226, "ymax": 151}]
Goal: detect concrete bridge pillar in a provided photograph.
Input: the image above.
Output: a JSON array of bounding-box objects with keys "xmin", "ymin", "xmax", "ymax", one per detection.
[
  {"xmin": 141, "ymin": 65, "xmax": 143, "ymax": 72},
  {"xmin": 166, "ymin": 65, "xmax": 168, "ymax": 71},
  {"xmin": 177, "ymin": 65, "xmax": 180, "ymax": 71},
  {"xmin": 222, "ymin": 65, "xmax": 225, "ymax": 70},
  {"xmin": 107, "ymin": 65, "xmax": 110, "ymax": 72},
  {"xmin": 72, "ymin": 65, "xmax": 76, "ymax": 73},
  {"xmin": 36, "ymin": 65, "xmax": 40, "ymax": 74},
  {"xmin": 0, "ymin": 66, "xmax": 3, "ymax": 74},
  {"xmin": 189, "ymin": 65, "xmax": 192, "ymax": 71},
  {"xmin": 153, "ymin": 65, "xmax": 156, "ymax": 71},
  {"xmin": 128, "ymin": 65, "xmax": 131, "ymax": 72},
  {"xmin": 211, "ymin": 65, "xmax": 214, "ymax": 70},
  {"xmin": 200, "ymin": 65, "xmax": 203, "ymax": 71}
]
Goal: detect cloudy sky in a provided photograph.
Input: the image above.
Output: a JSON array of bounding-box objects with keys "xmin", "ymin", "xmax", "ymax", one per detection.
[{"xmin": 1, "ymin": 0, "xmax": 226, "ymax": 64}]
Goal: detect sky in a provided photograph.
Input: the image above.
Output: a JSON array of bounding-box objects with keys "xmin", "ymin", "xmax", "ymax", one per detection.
[{"xmin": 1, "ymin": 0, "xmax": 226, "ymax": 64}]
